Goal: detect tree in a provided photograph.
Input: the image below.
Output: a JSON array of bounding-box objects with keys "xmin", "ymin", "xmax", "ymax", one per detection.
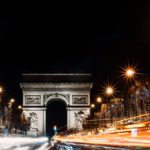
[{"xmin": 125, "ymin": 79, "xmax": 150, "ymax": 117}]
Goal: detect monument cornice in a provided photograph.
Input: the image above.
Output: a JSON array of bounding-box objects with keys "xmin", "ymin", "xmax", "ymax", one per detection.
[
  {"xmin": 23, "ymin": 107, "xmax": 47, "ymax": 110},
  {"xmin": 66, "ymin": 107, "xmax": 91, "ymax": 110},
  {"xmin": 22, "ymin": 88, "xmax": 91, "ymax": 91},
  {"xmin": 20, "ymin": 83, "xmax": 93, "ymax": 91}
]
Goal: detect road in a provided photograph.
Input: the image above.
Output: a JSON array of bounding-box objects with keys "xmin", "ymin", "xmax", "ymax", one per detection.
[
  {"xmin": 0, "ymin": 133, "xmax": 149, "ymax": 150},
  {"xmin": 51, "ymin": 142, "xmax": 150, "ymax": 150},
  {"xmin": 52, "ymin": 142, "xmax": 127, "ymax": 150},
  {"xmin": 51, "ymin": 129, "xmax": 150, "ymax": 150},
  {"xmin": 0, "ymin": 136, "xmax": 51, "ymax": 150}
]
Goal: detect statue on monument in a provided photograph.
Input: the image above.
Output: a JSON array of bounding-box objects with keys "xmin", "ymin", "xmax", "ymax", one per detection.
[
  {"xmin": 27, "ymin": 112, "xmax": 39, "ymax": 135},
  {"xmin": 74, "ymin": 111, "xmax": 86, "ymax": 129}
]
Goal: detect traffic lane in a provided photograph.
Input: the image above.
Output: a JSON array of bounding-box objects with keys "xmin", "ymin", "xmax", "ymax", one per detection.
[
  {"xmin": 53, "ymin": 130, "xmax": 150, "ymax": 148},
  {"xmin": 52, "ymin": 142, "xmax": 148, "ymax": 150},
  {"xmin": 0, "ymin": 136, "xmax": 51, "ymax": 150}
]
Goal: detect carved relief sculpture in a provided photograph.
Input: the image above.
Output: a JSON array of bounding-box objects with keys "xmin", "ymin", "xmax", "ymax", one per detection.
[
  {"xmin": 72, "ymin": 95, "xmax": 88, "ymax": 104},
  {"xmin": 29, "ymin": 112, "xmax": 39, "ymax": 131},
  {"xmin": 74, "ymin": 111, "xmax": 86, "ymax": 129},
  {"xmin": 25, "ymin": 95, "xmax": 41, "ymax": 104}
]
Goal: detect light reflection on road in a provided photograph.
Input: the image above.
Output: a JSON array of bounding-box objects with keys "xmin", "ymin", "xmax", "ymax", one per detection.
[
  {"xmin": 0, "ymin": 136, "xmax": 50, "ymax": 150},
  {"xmin": 52, "ymin": 129, "xmax": 150, "ymax": 149}
]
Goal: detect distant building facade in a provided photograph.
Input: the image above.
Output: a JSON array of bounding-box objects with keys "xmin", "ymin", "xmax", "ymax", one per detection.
[{"xmin": 20, "ymin": 74, "xmax": 92, "ymax": 135}]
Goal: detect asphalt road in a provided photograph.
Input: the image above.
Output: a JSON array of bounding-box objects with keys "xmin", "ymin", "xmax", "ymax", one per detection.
[
  {"xmin": 0, "ymin": 136, "xmax": 51, "ymax": 150},
  {"xmin": 50, "ymin": 142, "xmax": 150, "ymax": 150},
  {"xmin": 0, "ymin": 136, "xmax": 149, "ymax": 150}
]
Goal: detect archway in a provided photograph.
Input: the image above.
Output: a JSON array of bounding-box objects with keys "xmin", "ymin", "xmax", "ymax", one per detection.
[
  {"xmin": 21, "ymin": 74, "xmax": 92, "ymax": 135},
  {"xmin": 46, "ymin": 99, "xmax": 67, "ymax": 136}
]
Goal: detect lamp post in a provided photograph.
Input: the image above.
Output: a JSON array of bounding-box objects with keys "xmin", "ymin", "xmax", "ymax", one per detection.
[
  {"xmin": 103, "ymin": 85, "xmax": 115, "ymax": 125},
  {"xmin": 7, "ymin": 98, "xmax": 15, "ymax": 133},
  {"xmin": 8, "ymin": 98, "xmax": 15, "ymax": 109},
  {"xmin": 122, "ymin": 65, "xmax": 138, "ymax": 117},
  {"xmin": 96, "ymin": 97, "xmax": 103, "ymax": 113}
]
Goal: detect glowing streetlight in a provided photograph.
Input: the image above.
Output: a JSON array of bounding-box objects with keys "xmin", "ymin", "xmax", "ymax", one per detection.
[
  {"xmin": 122, "ymin": 65, "xmax": 137, "ymax": 80},
  {"xmin": 53, "ymin": 125, "xmax": 58, "ymax": 135},
  {"xmin": 106, "ymin": 87, "xmax": 113, "ymax": 94},
  {"xmin": 91, "ymin": 104, "xmax": 95, "ymax": 108},
  {"xmin": 8, "ymin": 98, "xmax": 15, "ymax": 108},
  {"xmin": 126, "ymin": 68, "xmax": 135, "ymax": 78},
  {"xmin": 0, "ymin": 87, "xmax": 3, "ymax": 93},
  {"xmin": 10, "ymin": 98, "xmax": 15, "ymax": 103},
  {"xmin": 96, "ymin": 97, "xmax": 102, "ymax": 103},
  {"xmin": 105, "ymin": 86, "xmax": 114, "ymax": 96},
  {"xmin": 103, "ymin": 83, "xmax": 116, "ymax": 97},
  {"xmin": 0, "ymin": 87, "xmax": 3, "ymax": 103},
  {"xmin": 18, "ymin": 105, "xmax": 22, "ymax": 109}
]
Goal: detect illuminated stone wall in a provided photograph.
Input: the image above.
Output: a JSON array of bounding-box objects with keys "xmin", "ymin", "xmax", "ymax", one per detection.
[{"xmin": 20, "ymin": 74, "xmax": 92, "ymax": 135}]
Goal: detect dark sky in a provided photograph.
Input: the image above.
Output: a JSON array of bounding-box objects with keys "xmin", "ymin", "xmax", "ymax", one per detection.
[{"xmin": 1, "ymin": 2, "xmax": 150, "ymax": 104}]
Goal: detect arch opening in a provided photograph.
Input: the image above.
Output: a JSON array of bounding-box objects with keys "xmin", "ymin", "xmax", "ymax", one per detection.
[{"xmin": 46, "ymin": 99, "xmax": 67, "ymax": 136}]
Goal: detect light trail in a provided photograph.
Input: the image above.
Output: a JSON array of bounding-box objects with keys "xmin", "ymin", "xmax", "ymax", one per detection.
[
  {"xmin": 52, "ymin": 113, "xmax": 150, "ymax": 148},
  {"xmin": 116, "ymin": 113, "xmax": 150, "ymax": 123},
  {"xmin": 0, "ymin": 137, "xmax": 49, "ymax": 150},
  {"xmin": 53, "ymin": 129, "xmax": 150, "ymax": 148},
  {"xmin": 0, "ymin": 137, "xmax": 48, "ymax": 144}
]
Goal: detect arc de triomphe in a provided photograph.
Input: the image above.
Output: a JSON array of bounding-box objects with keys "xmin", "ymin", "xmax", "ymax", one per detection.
[{"xmin": 20, "ymin": 74, "xmax": 92, "ymax": 135}]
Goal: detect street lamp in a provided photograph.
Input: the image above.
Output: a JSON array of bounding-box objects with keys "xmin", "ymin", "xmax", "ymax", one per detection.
[
  {"xmin": 105, "ymin": 86, "xmax": 114, "ymax": 96},
  {"xmin": 125, "ymin": 67, "xmax": 135, "ymax": 79},
  {"xmin": 91, "ymin": 104, "xmax": 95, "ymax": 108},
  {"xmin": 0, "ymin": 87, "xmax": 3, "ymax": 103},
  {"xmin": 126, "ymin": 68, "xmax": 135, "ymax": 77},
  {"xmin": 53, "ymin": 125, "xmax": 58, "ymax": 135},
  {"xmin": 122, "ymin": 66, "xmax": 136, "ymax": 80},
  {"xmin": 96, "ymin": 97, "xmax": 103, "ymax": 113},
  {"xmin": 8, "ymin": 98, "xmax": 15, "ymax": 108},
  {"xmin": 103, "ymin": 83, "xmax": 115, "ymax": 97},
  {"xmin": 10, "ymin": 98, "xmax": 15, "ymax": 103},
  {"xmin": 18, "ymin": 105, "xmax": 22, "ymax": 109},
  {"xmin": 0, "ymin": 87, "xmax": 3, "ymax": 94},
  {"xmin": 96, "ymin": 97, "xmax": 102, "ymax": 103}
]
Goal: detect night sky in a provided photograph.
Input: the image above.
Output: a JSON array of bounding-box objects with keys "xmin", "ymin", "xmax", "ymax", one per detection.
[{"xmin": 1, "ymin": 2, "xmax": 150, "ymax": 105}]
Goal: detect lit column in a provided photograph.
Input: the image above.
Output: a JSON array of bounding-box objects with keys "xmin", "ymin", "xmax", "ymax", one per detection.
[
  {"xmin": 43, "ymin": 108, "xmax": 46, "ymax": 135},
  {"xmin": 67, "ymin": 107, "xmax": 70, "ymax": 129}
]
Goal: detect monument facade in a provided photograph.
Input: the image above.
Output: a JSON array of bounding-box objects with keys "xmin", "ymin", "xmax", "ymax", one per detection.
[{"xmin": 20, "ymin": 74, "xmax": 92, "ymax": 135}]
